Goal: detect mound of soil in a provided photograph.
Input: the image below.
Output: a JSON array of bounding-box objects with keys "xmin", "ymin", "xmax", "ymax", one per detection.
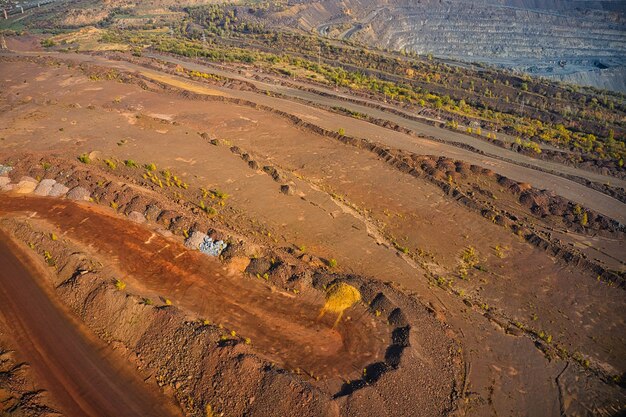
[{"xmin": 0, "ymin": 161, "xmax": 462, "ymax": 416}]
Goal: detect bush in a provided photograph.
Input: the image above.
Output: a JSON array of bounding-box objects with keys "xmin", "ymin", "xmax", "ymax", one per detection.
[
  {"xmin": 41, "ymin": 38, "xmax": 56, "ymax": 48},
  {"xmin": 319, "ymin": 282, "xmax": 361, "ymax": 326},
  {"xmin": 78, "ymin": 153, "xmax": 90, "ymax": 164},
  {"xmin": 210, "ymin": 189, "xmax": 229, "ymax": 200},
  {"xmin": 461, "ymin": 246, "xmax": 478, "ymax": 268},
  {"xmin": 104, "ymin": 159, "xmax": 117, "ymax": 170}
]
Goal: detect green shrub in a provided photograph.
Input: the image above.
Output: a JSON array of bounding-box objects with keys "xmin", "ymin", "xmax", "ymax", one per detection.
[{"xmin": 41, "ymin": 38, "xmax": 56, "ymax": 48}]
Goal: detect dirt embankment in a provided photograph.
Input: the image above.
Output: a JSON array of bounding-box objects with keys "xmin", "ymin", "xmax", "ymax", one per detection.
[
  {"xmin": 0, "ymin": 196, "xmax": 388, "ymax": 380},
  {"xmin": 0, "ymin": 233, "xmax": 182, "ymax": 417},
  {"xmin": 113, "ymin": 50, "xmax": 626, "ymax": 182},
  {"xmin": 80, "ymin": 53, "xmax": 624, "ymax": 234},
  {"xmin": 0, "ymin": 165, "xmax": 462, "ymax": 416}
]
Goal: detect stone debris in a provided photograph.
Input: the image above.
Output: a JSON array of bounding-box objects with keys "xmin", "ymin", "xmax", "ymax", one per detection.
[
  {"xmin": 128, "ymin": 211, "xmax": 146, "ymax": 224},
  {"xmin": 0, "ymin": 164, "xmax": 12, "ymax": 175},
  {"xmin": 185, "ymin": 231, "xmax": 207, "ymax": 250},
  {"xmin": 199, "ymin": 236, "xmax": 227, "ymax": 256},
  {"xmin": 33, "ymin": 179, "xmax": 57, "ymax": 196},
  {"xmin": 185, "ymin": 231, "xmax": 227, "ymax": 256},
  {"xmin": 14, "ymin": 176, "xmax": 38, "ymax": 194},
  {"xmin": 0, "ymin": 176, "xmax": 10, "ymax": 189},
  {"xmin": 66, "ymin": 186, "xmax": 91, "ymax": 201},
  {"xmin": 48, "ymin": 183, "xmax": 69, "ymax": 197}
]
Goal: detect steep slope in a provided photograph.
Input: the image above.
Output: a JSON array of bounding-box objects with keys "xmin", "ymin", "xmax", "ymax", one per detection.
[{"xmin": 259, "ymin": 0, "xmax": 626, "ymax": 92}]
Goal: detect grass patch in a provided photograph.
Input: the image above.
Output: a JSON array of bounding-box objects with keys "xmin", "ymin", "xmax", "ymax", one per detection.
[
  {"xmin": 43, "ymin": 250, "xmax": 55, "ymax": 266},
  {"xmin": 198, "ymin": 200, "xmax": 217, "ymax": 216},
  {"xmin": 104, "ymin": 159, "xmax": 117, "ymax": 170},
  {"xmin": 210, "ymin": 189, "xmax": 229, "ymax": 200}
]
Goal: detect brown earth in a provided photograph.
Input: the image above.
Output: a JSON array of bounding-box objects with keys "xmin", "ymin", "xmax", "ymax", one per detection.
[
  {"xmin": 0, "ymin": 197, "xmax": 461, "ymax": 417},
  {"xmin": 0, "ymin": 195, "xmax": 388, "ymax": 379},
  {"xmin": 0, "ymin": 232, "xmax": 183, "ymax": 417},
  {"xmin": 0, "ymin": 46, "xmax": 625, "ymax": 417}
]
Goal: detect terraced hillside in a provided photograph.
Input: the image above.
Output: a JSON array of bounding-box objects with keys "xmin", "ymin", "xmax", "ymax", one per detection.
[{"xmin": 257, "ymin": 0, "xmax": 626, "ymax": 92}]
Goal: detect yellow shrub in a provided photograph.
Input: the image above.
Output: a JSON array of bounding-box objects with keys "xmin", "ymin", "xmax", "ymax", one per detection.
[{"xmin": 319, "ymin": 282, "xmax": 361, "ymax": 326}]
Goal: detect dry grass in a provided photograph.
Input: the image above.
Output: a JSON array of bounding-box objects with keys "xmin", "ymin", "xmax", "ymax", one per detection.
[{"xmin": 51, "ymin": 27, "xmax": 129, "ymax": 52}]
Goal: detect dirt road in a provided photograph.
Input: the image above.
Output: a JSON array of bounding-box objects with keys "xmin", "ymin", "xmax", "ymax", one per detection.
[
  {"xmin": 5, "ymin": 50, "xmax": 623, "ymax": 222},
  {"xmin": 143, "ymin": 53, "xmax": 626, "ymax": 187},
  {"xmin": 119, "ymin": 54, "xmax": 626, "ymax": 222},
  {"xmin": 0, "ymin": 231, "xmax": 181, "ymax": 417}
]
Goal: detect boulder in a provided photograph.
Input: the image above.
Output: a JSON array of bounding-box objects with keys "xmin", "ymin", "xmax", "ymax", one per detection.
[
  {"xmin": 48, "ymin": 183, "xmax": 69, "ymax": 197},
  {"xmin": 156, "ymin": 228, "xmax": 173, "ymax": 237},
  {"xmin": 128, "ymin": 211, "xmax": 146, "ymax": 224},
  {"xmin": 280, "ymin": 184, "xmax": 294, "ymax": 196},
  {"xmin": 33, "ymin": 179, "xmax": 57, "ymax": 196},
  {"xmin": 66, "ymin": 186, "xmax": 91, "ymax": 201},
  {"xmin": 144, "ymin": 204, "xmax": 161, "ymax": 221},
  {"xmin": 14, "ymin": 176, "xmax": 38, "ymax": 194}
]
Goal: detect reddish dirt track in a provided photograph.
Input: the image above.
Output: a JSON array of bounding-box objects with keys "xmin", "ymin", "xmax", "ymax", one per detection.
[
  {"xmin": 0, "ymin": 231, "xmax": 181, "ymax": 417},
  {"xmin": 0, "ymin": 195, "xmax": 388, "ymax": 378}
]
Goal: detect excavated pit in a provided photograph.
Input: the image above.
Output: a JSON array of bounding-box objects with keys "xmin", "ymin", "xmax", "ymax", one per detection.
[{"xmin": 0, "ymin": 195, "xmax": 389, "ymax": 379}]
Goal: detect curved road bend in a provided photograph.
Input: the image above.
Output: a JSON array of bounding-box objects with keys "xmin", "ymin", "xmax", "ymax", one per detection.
[{"xmin": 0, "ymin": 232, "xmax": 180, "ymax": 417}]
